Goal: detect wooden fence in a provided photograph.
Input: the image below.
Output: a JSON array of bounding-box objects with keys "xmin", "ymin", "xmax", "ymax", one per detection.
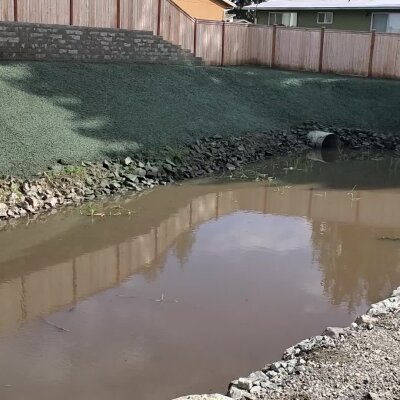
[{"xmin": 1, "ymin": 0, "xmax": 400, "ymax": 79}]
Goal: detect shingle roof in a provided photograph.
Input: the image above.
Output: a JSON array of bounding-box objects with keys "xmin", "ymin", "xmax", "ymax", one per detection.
[{"xmin": 243, "ymin": 0, "xmax": 400, "ymax": 10}]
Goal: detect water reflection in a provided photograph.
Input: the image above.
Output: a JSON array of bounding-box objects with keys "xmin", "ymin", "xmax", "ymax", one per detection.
[
  {"xmin": 1, "ymin": 180, "xmax": 400, "ymax": 399},
  {"xmin": 1, "ymin": 183, "xmax": 400, "ymax": 338}
]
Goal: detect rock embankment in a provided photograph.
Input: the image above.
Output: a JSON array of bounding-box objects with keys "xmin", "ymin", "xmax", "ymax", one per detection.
[
  {"xmin": 1, "ymin": 123, "xmax": 400, "ymax": 225},
  {"xmin": 175, "ymin": 288, "xmax": 400, "ymax": 400}
]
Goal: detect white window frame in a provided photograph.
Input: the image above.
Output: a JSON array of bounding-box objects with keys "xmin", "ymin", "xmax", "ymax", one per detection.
[
  {"xmin": 370, "ymin": 12, "xmax": 389, "ymax": 32},
  {"xmin": 317, "ymin": 12, "xmax": 334, "ymax": 24},
  {"xmin": 268, "ymin": 12, "xmax": 297, "ymax": 27},
  {"xmin": 268, "ymin": 12, "xmax": 283, "ymax": 25}
]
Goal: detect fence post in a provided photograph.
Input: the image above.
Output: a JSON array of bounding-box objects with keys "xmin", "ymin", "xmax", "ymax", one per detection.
[
  {"xmin": 271, "ymin": 24, "xmax": 277, "ymax": 68},
  {"xmin": 368, "ymin": 29, "xmax": 376, "ymax": 77},
  {"xmin": 13, "ymin": 0, "xmax": 18, "ymax": 22},
  {"xmin": 157, "ymin": 0, "xmax": 162, "ymax": 36},
  {"xmin": 319, "ymin": 27, "xmax": 325, "ymax": 73},
  {"xmin": 69, "ymin": 0, "xmax": 74, "ymax": 25},
  {"xmin": 193, "ymin": 19, "xmax": 197, "ymax": 57},
  {"xmin": 116, "ymin": 0, "xmax": 121, "ymax": 28},
  {"xmin": 221, "ymin": 22, "xmax": 226, "ymax": 66}
]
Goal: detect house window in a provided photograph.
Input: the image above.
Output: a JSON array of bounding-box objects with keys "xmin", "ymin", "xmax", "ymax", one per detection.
[
  {"xmin": 317, "ymin": 12, "xmax": 333, "ymax": 24},
  {"xmin": 269, "ymin": 12, "xmax": 297, "ymax": 27},
  {"xmin": 372, "ymin": 13, "xmax": 400, "ymax": 33}
]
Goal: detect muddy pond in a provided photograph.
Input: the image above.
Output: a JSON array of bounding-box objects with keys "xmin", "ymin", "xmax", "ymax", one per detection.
[{"xmin": 1, "ymin": 155, "xmax": 400, "ymax": 400}]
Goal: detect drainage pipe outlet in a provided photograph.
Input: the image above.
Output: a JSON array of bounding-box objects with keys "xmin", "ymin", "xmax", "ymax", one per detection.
[{"xmin": 308, "ymin": 130, "xmax": 338, "ymax": 149}]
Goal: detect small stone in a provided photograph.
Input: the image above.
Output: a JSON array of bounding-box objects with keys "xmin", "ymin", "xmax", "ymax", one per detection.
[
  {"xmin": 123, "ymin": 156, "xmax": 133, "ymax": 166},
  {"xmin": 226, "ymin": 163, "xmax": 236, "ymax": 171},
  {"xmin": 356, "ymin": 315, "xmax": 378, "ymax": 326},
  {"xmin": 124, "ymin": 174, "xmax": 138, "ymax": 183},
  {"xmin": 133, "ymin": 168, "xmax": 146, "ymax": 177},
  {"xmin": 0, "ymin": 203, "xmax": 8, "ymax": 218},
  {"xmin": 228, "ymin": 386, "xmax": 247, "ymax": 400},
  {"xmin": 103, "ymin": 160, "xmax": 111, "ymax": 169},
  {"xmin": 109, "ymin": 182, "xmax": 121, "ymax": 190},
  {"xmin": 237, "ymin": 377, "xmax": 253, "ymax": 390},
  {"xmin": 392, "ymin": 287, "xmax": 400, "ymax": 297},
  {"xmin": 26, "ymin": 196, "xmax": 40, "ymax": 209},
  {"xmin": 165, "ymin": 158, "xmax": 177, "ymax": 167},
  {"xmin": 45, "ymin": 197, "xmax": 58, "ymax": 207},
  {"xmin": 322, "ymin": 327, "xmax": 345, "ymax": 339},
  {"xmin": 367, "ymin": 393, "xmax": 381, "ymax": 400}
]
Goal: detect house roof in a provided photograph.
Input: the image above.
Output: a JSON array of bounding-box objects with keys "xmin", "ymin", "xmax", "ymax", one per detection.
[
  {"xmin": 219, "ymin": 0, "xmax": 237, "ymax": 8},
  {"xmin": 243, "ymin": 0, "xmax": 400, "ymax": 10}
]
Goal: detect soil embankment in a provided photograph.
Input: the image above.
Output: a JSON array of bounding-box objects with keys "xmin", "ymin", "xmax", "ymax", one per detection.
[{"xmin": 1, "ymin": 62, "xmax": 399, "ymax": 176}]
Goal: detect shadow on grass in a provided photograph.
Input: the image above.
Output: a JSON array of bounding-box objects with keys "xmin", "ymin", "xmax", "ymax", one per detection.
[{"xmin": 1, "ymin": 62, "xmax": 400, "ymax": 176}]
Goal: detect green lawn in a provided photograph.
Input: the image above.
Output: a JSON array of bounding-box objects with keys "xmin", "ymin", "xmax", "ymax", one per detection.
[{"xmin": 0, "ymin": 62, "xmax": 399, "ymax": 176}]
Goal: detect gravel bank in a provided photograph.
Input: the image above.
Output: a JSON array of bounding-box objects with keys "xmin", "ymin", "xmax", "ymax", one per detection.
[{"xmin": 176, "ymin": 288, "xmax": 400, "ymax": 400}]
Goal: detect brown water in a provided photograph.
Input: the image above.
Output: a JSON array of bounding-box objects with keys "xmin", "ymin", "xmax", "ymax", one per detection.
[{"xmin": 1, "ymin": 157, "xmax": 400, "ymax": 400}]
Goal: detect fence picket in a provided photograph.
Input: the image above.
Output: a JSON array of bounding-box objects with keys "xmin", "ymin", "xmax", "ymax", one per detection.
[{"xmin": 0, "ymin": 1, "xmax": 399, "ymax": 79}]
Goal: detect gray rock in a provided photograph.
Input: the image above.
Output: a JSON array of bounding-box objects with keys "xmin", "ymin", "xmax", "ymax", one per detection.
[
  {"xmin": 367, "ymin": 297, "xmax": 400, "ymax": 316},
  {"xmin": 109, "ymin": 182, "xmax": 121, "ymax": 190},
  {"xmin": 26, "ymin": 196, "xmax": 40, "ymax": 209},
  {"xmin": 165, "ymin": 158, "xmax": 177, "ymax": 167},
  {"xmin": 322, "ymin": 326, "xmax": 346, "ymax": 339},
  {"xmin": 124, "ymin": 174, "xmax": 138, "ymax": 183},
  {"xmin": 356, "ymin": 314, "xmax": 378, "ymax": 326},
  {"xmin": 248, "ymin": 370, "xmax": 267, "ymax": 382},
  {"xmin": 0, "ymin": 203, "xmax": 8, "ymax": 218},
  {"xmin": 228, "ymin": 386, "xmax": 248, "ymax": 400},
  {"xmin": 237, "ymin": 377, "xmax": 253, "ymax": 390},
  {"xmin": 392, "ymin": 287, "xmax": 400, "ymax": 297},
  {"xmin": 146, "ymin": 166, "xmax": 159, "ymax": 178},
  {"xmin": 103, "ymin": 160, "xmax": 111, "ymax": 169},
  {"xmin": 45, "ymin": 197, "xmax": 58, "ymax": 207},
  {"xmin": 133, "ymin": 168, "xmax": 146, "ymax": 177},
  {"xmin": 123, "ymin": 156, "xmax": 133, "ymax": 166}
]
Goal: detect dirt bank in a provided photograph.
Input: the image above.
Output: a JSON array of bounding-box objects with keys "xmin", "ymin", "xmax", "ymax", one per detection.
[
  {"xmin": 1, "ymin": 62, "xmax": 399, "ymax": 176},
  {"xmin": 175, "ymin": 289, "xmax": 400, "ymax": 400}
]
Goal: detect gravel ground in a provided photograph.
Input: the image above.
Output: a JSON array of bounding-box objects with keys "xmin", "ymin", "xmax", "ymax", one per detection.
[
  {"xmin": 1, "ymin": 62, "xmax": 399, "ymax": 176},
  {"xmin": 176, "ymin": 289, "xmax": 400, "ymax": 400},
  {"xmin": 260, "ymin": 313, "xmax": 400, "ymax": 400}
]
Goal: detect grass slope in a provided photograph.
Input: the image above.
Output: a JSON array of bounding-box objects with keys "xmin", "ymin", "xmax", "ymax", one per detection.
[{"xmin": 0, "ymin": 62, "xmax": 399, "ymax": 176}]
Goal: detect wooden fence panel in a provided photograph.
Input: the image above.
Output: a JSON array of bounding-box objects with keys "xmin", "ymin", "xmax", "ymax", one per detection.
[
  {"xmin": 247, "ymin": 25, "xmax": 273, "ymax": 65},
  {"xmin": 17, "ymin": 0, "xmax": 70, "ymax": 25},
  {"xmin": 159, "ymin": 0, "xmax": 194, "ymax": 52},
  {"xmin": 120, "ymin": 0, "xmax": 158, "ymax": 34},
  {"xmin": 275, "ymin": 27, "xmax": 320, "ymax": 72},
  {"xmin": 372, "ymin": 33, "xmax": 400, "ymax": 79},
  {"xmin": 73, "ymin": 0, "xmax": 116, "ymax": 28},
  {"xmin": 0, "ymin": 0, "xmax": 14, "ymax": 21},
  {"xmin": 323, "ymin": 30, "xmax": 370, "ymax": 76},
  {"xmin": 196, "ymin": 21, "xmax": 222, "ymax": 65},
  {"xmin": 223, "ymin": 23, "xmax": 249, "ymax": 65}
]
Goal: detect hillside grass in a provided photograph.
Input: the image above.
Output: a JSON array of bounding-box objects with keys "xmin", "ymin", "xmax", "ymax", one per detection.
[{"xmin": 0, "ymin": 62, "xmax": 399, "ymax": 176}]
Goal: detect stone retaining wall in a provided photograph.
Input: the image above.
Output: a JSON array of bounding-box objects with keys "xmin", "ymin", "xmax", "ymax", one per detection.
[{"xmin": 0, "ymin": 21, "xmax": 202, "ymax": 65}]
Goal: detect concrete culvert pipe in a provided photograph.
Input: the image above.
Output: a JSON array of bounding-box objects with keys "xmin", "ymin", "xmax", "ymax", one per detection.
[
  {"xmin": 307, "ymin": 148, "xmax": 339, "ymax": 163},
  {"xmin": 308, "ymin": 130, "xmax": 338, "ymax": 149}
]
